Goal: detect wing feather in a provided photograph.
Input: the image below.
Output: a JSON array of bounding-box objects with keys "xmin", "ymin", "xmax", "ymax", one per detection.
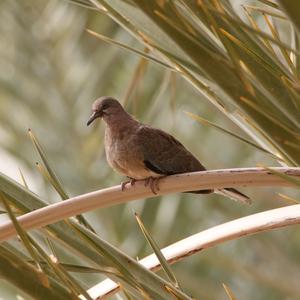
[{"xmin": 137, "ymin": 125, "xmax": 206, "ymax": 175}]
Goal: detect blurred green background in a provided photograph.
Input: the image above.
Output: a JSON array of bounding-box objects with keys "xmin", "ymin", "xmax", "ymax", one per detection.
[{"xmin": 0, "ymin": 0, "xmax": 299, "ymax": 299}]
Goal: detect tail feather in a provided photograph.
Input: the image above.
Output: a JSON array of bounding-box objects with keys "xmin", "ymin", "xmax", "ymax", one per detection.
[
  {"xmin": 187, "ymin": 187, "xmax": 251, "ymax": 204},
  {"xmin": 185, "ymin": 189, "xmax": 214, "ymax": 194},
  {"xmin": 215, "ymin": 188, "xmax": 251, "ymax": 204}
]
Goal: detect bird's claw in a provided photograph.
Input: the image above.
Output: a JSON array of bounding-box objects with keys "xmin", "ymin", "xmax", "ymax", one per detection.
[
  {"xmin": 144, "ymin": 177, "xmax": 162, "ymax": 195},
  {"xmin": 121, "ymin": 177, "xmax": 164, "ymax": 194},
  {"xmin": 121, "ymin": 178, "xmax": 136, "ymax": 191}
]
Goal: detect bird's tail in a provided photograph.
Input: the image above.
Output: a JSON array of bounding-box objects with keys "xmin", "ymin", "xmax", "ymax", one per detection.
[
  {"xmin": 186, "ymin": 189, "xmax": 214, "ymax": 194},
  {"xmin": 187, "ymin": 188, "xmax": 251, "ymax": 204},
  {"xmin": 215, "ymin": 188, "xmax": 251, "ymax": 204}
]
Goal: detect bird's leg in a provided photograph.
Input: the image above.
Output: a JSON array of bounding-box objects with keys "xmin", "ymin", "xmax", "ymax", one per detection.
[
  {"xmin": 121, "ymin": 181, "xmax": 129, "ymax": 191},
  {"xmin": 144, "ymin": 177, "xmax": 155, "ymax": 194},
  {"xmin": 121, "ymin": 177, "xmax": 137, "ymax": 191},
  {"xmin": 144, "ymin": 176, "xmax": 165, "ymax": 194},
  {"xmin": 129, "ymin": 178, "xmax": 137, "ymax": 186}
]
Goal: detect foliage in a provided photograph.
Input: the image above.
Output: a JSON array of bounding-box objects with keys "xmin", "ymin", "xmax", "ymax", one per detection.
[{"xmin": 0, "ymin": 0, "xmax": 299, "ymax": 299}]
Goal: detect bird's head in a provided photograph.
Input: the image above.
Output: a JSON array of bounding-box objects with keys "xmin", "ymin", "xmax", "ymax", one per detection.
[{"xmin": 87, "ymin": 97, "xmax": 124, "ymax": 126}]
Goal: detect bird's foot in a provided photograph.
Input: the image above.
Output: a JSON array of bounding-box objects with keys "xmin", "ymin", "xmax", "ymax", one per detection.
[
  {"xmin": 122, "ymin": 176, "xmax": 165, "ymax": 194},
  {"xmin": 144, "ymin": 176, "xmax": 165, "ymax": 194},
  {"xmin": 121, "ymin": 178, "xmax": 137, "ymax": 191}
]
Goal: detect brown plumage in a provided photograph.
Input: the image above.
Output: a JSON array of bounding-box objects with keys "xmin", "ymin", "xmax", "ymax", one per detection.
[{"xmin": 87, "ymin": 96, "xmax": 250, "ymax": 204}]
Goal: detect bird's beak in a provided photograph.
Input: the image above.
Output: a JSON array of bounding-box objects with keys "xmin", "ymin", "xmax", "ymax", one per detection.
[{"xmin": 87, "ymin": 112, "xmax": 98, "ymax": 126}]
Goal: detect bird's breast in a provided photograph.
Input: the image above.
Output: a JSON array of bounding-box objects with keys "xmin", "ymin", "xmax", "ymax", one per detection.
[{"xmin": 104, "ymin": 129, "xmax": 158, "ymax": 179}]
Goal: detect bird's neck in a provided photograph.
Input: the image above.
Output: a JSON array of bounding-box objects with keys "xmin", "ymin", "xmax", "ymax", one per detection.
[{"xmin": 103, "ymin": 113, "xmax": 139, "ymax": 136}]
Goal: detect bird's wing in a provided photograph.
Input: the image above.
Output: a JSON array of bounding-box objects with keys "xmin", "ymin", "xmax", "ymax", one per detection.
[
  {"xmin": 136, "ymin": 125, "xmax": 250, "ymax": 203},
  {"xmin": 137, "ymin": 125, "xmax": 206, "ymax": 175}
]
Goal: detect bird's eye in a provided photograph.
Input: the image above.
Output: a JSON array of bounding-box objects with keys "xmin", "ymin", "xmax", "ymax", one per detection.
[{"xmin": 102, "ymin": 104, "xmax": 109, "ymax": 111}]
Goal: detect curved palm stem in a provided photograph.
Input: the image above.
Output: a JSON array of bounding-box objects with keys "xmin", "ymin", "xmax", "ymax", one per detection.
[
  {"xmin": 0, "ymin": 167, "xmax": 299, "ymax": 242},
  {"xmin": 86, "ymin": 203, "xmax": 300, "ymax": 299}
]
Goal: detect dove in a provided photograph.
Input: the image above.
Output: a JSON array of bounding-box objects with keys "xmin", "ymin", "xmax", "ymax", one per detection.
[{"xmin": 87, "ymin": 96, "xmax": 250, "ymax": 204}]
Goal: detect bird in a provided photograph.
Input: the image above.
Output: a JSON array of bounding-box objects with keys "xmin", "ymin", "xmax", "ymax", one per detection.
[{"xmin": 87, "ymin": 96, "xmax": 250, "ymax": 204}]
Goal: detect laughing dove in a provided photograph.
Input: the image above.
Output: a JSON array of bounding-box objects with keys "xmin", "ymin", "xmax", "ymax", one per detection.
[{"xmin": 87, "ymin": 96, "xmax": 250, "ymax": 204}]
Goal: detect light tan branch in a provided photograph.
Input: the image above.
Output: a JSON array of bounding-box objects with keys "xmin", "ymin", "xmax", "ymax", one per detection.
[
  {"xmin": 86, "ymin": 204, "xmax": 300, "ymax": 299},
  {"xmin": 0, "ymin": 167, "xmax": 299, "ymax": 242}
]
